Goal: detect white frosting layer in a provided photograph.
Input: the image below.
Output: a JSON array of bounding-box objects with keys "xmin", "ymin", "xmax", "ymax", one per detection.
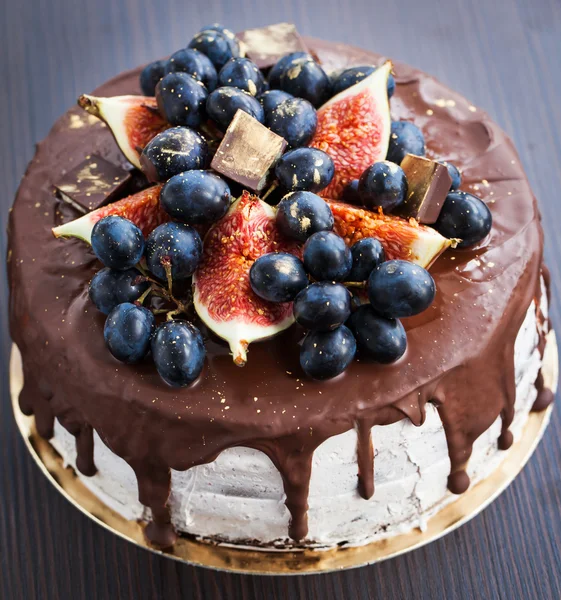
[{"xmin": 51, "ymin": 292, "xmax": 546, "ymax": 549}]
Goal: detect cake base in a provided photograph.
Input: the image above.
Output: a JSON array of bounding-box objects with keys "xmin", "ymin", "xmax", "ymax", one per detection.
[{"xmin": 10, "ymin": 332, "xmax": 558, "ymax": 575}]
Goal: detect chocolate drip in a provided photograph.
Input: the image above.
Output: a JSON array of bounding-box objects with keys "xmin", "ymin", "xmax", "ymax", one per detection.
[
  {"xmin": 532, "ymin": 371, "xmax": 554, "ymax": 412},
  {"xmin": 7, "ymin": 38, "xmax": 553, "ymax": 545},
  {"xmin": 356, "ymin": 419, "xmax": 374, "ymax": 500},
  {"xmin": 75, "ymin": 424, "xmax": 97, "ymax": 476}
]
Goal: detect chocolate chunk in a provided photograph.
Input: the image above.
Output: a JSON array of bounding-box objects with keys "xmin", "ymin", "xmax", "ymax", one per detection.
[
  {"xmin": 54, "ymin": 155, "xmax": 131, "ymax": 213},
  {"xmin": 394, "ymin": 154, "xmax": 452, "ymax": 224},
  {"xmin": 238, "ymin": 23, "xmax": 310, "ymax": 69},
  {"xmin": 211, "ymin": 110, "xmax": 287, "ymax": 191}
]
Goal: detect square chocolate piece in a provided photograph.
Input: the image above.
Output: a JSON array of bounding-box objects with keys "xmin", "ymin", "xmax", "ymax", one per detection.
[
  {"xmin": 394, "ymin": 154, "xmax": 453, "ymax": 224},
  {"xmin": 54, "ymin": 155, "xmax": 131, "ymax": 213},
  {"xmin": 211, "ymin": 110, "xmax": 287, "ymax": 192},
  {"xmin": 238, "ymin": 22, "xmax": 309, "ymax": 69}
]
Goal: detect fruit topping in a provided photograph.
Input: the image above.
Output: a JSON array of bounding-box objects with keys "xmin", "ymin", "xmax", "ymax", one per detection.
[
  {"xmin": 265, "ymin": 97, "xmax": 317, "ymax": 148},
  {"xmin": 78, "ymin": 95, "xmax": 167, "ymax": 169},
  {"xmin": 145, "ymin": 222, "xmax": 203, "ymax": 282},
  {"xmin": 331, "ymin": 65, "xmax": 396, "ymax": 99},
  {"xmin": 210, "ymin": 110, "xmax": 286, "ymax": 191},
  {"xmin": 310, "ymin": 62, "xmax": 392, "ymax": 199},
  {"xmin": 328, "ymin": 200, "xmax": 455, "ymax": 269},
  {"xmin": 104, "ymin": 303, "xmax": 155, "ymax": 364},
  {"xmin": 140, "ymin": 60, "xmax": 167, "ymax": 96},
  {"xmin": 188, "ymin": 29, "xmax": 240, "ymax": 70},
  {"xmin": 151, "ymin": 321, "xmax": 206, "ymax": 387},
  {"xmin": 218, "ymin": 57, "xmax": 265, "ymax": 96},
  {"xmin": 238, "ymin": 23, "xmax": 310, "ymax": 69},
  {"xmin": 89, "ymin": 267, "xmax": 150, "ymax": 315},
  {"xmin": 259, "ymin": 89, "xmax": 293, "ymax": 115},
  {"xmin": 275, "ymin": 148, "xmax": 334, "ymax": 193},
  {"xmin": 271, "ymin": 54, "xmax": 331, "ymax": 107},
  {"xmin": 206, "ymin": 86, "xmax": 265, "ymax": 131},
  {"xmin": 276, "ymin": 191, "xmax": 334, "ymax": 242},
  {"xmin": 394, "ymin": 154, "xmax": 452, "ymax": 224},
  {"xmin": 192, "ymin": 191, "xmax": 301, "ymax": 366},
  {"xmin": 268, "ymin": 52, "xmax": 311, "ymax": 88},
  {"xmin": 294, "ymin": 282, "xmax": 352, "ymax": 331},
  {"xmin": 155, "ymin": 72, "xmax": 208, "ymax": 128},
  {"xmin": 161, "ymin": 170, "xmax": 231, "ymax": 225},
  {"xmin": 347, "ymin": 238, "xmax": 386, "ymax": 282},
  {"xmin": 91, "ymin": 215, "xmax": 145, "ymax": 270},
  {"xmin": 52, "ymin": 185, "xmax": 166, "ymax": 243},
  {"xmin": 300, "ymin": 326, "xmax": 356, "ymax": 380},
  {"xmin": 368, "ymin": 260, "xmax": 435, "ymax": 318},
  {"xmin": 387, "ymin": 121, "xmax": 425, "ymax": 164},
  {"xmin": 341, "ymin": 179, "xmax": 361, "ymax": 204},
  {"xmin": 164, "ymin": 48, "xmax": 218, "ymax": 91},
  {"xmin": 249, "ymin": 253, "xmax": 308, "ymax": 303},
  {"xmin": 303, "ymin": 231, "xmax": 352, "ymax": 282},
  {"xmin": 358, "ymin": 161, "xmax": 407, "ymax": 212},
  {"xmin": 433, "ymin": 191, "xmax": 492, "ymax": 248},
  {"xmin": 347, "ymin": 305, "xmax": 407, "ymax": 363},
  {"xmin": 140, "ymin": 127, "xmax": 208, "ymax": 182},
  {"xmin": 200, "ymin": 23, "xmax": 237, "ymax": 40},
  {"xmin": 54, "ymin": 154, "xmax": 131, "ymax": 214},
  {"xmin": 442, "ymin": 161, "xmax": 462, "ymax": 191}
]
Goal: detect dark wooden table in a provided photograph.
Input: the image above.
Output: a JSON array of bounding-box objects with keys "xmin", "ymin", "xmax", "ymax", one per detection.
[{"xmin": 1, "ymin": 0, "xmax": 560, "ymax": 598}]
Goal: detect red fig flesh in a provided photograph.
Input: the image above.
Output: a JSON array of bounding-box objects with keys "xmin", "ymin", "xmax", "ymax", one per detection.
[
  {"xmin": 193, "ymin": 191, "xmax": 301, "ymax": 366},
  {"xmin": 78, "ymin": 95, "xmax": 168, "ymax": 169},
  {"xmin": 311, "ymin": 62, "xmax": 392, "ymax": 199},
  {"xmin": 52, "ymin": 185, "xmax": 167, "ymax": 243}
]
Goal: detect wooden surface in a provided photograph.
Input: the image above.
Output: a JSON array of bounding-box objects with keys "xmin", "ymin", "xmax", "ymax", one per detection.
[{"xmin": 1, "ymin": 0, "xmax": 560, "ymax": 598}]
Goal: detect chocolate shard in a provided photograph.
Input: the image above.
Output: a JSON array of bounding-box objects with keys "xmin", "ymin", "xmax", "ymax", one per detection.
[
  {"xmin": 394, "ymin": 154, "xmax": 453, "ymax": 224},
  {"xmin": 54, "ymin": 154, "xmax": 131, "ymax": 213},
  {"xmin": 238, "ymin": 22, "xmax": 310, "ymax": 69},
  {"xmin": 211, "ymin": 110, "xmax": 287, "ymax": 192}
]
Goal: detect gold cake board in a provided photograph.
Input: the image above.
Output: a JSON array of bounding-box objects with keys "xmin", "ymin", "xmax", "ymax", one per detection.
[{"xmin": 10, "ymin": 333, "xmax": 558, "ymax": 575}]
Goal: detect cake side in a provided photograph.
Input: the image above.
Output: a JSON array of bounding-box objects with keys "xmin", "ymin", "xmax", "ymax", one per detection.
[{"xmin": 7, "ymin": 37, "xmax": 549, "ymax": 548}]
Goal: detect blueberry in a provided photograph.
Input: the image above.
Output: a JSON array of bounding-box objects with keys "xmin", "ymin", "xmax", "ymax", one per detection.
[
  {"xmin": 145, "ymin": 222, "xmax": 203, "ymax": 281},
  {"xmin": 89, "ymin": 267, "xmax": 149, "ymax": 315},
  {"xmin": 347, "ymin": 305, "xmax": 406, "ymax": 363},
  {"xmin": 161, "ymin": 170, "xmax": 230, "ymax": 225},
  {"xmin": 442, "ymin": 161, "xmax": 462, "ymax": 190},
  {"xmin": 104, "ymin": 303, "xmax": 154, "ymax": 364},
  {"xmin": 151, "ymin": 320, "xmax": 206, "ymax": 387},
  {"xmin": 368, "ymin": 260, "xmax": 435, "ymax": 318},
  {"xmin": 206, "ymin": 86, "xmax": 264, "ymax": 131},
  {"xmin": 303, "ymin": 231, "xmax": 352, "ymax": 282},
  {"xmin": 266, "ymin": 97, "xmax": 317, "ymax": 148},
  {"xmin": 276, "ymin": 191, "xmax": 334, "ymax": 242},
  {"xmin": 330, "ymin": 65, "xmax": 396, "ymax": 99},
  {"xmin": 249, "ymin": 253, "xmax": 308, "ymax": 303},
  {"xmin": 347, "ymin": 238, "xmax": 386, "ymax": 282},
  {"xmin": 259, "ymin": 89, "xmax": 293, "ymax": 116},
  {"xmin": 188, "ymin": 29, "xmax": 240, "ymax": 70},
  {"xmin": 268, "ymin": 52, "xmax": 312, "ymax": 89},
  {"xmin": 91, "ymin": 216, "xmax": 144, "ymax": 270},
  {"xmin": 164, "ymin": 48, "xmax": 217, "ymax": 91},
  {"xmin": 156, "ymin": 72, "xmax": 208, "ymax": 128},
  {"xmin": 218, "ymin": 57, "xmax": 265, "ymax": 96},
  {"xmin": 300, "ymin": 326, "xmax": 356, "ymax": 380},
  {"xmin": 140, "ymin": 60, "xmax": 167, "ymax": 96},
  {"xmin": 275, "ymin": 148, "xmax": 334, "ymax": 193},
  {"xmin": 433, "ymin": 191, "xmax": 492, "ymax": 248},
  {"xmin": 200, "ymin": 23, "xmax": 237, "ymax": 41},
  {"xmin": 387, "ymin": 121, "xmax": 426, "ymax": 164},
  {"xmin": 294, "ymin": 282, "xmax": 352, "ymax": 331},
  {"xmin": 341, "ymin": 179, "xmax": 361, "ymax": 204},
  {"xmin": 358, "ymin": 161, "xmax": 408, "ymax": 212},
  {"xmin": 274, "ymin": 55, "xmax": 330, "ymax": 107},
  {"xmin": 140, "ymin": 127, "xmax": 208, "ymax": 182}
]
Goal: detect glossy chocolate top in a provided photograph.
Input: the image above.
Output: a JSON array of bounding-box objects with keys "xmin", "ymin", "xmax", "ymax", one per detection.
[{"xmin": 8, "ymin": 37, "xmax": 544, "ymax": 547}]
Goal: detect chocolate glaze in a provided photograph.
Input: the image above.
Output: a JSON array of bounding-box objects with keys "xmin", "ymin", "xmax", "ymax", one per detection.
[{"xmin": 8, "ymin": 37, "xmax": 552, "ymax": 548}]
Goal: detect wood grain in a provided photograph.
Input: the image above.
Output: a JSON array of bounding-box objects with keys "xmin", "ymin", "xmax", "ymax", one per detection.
[{"xmin": 1, "ymin": 0, "xmax": 560, "ymax": 598}]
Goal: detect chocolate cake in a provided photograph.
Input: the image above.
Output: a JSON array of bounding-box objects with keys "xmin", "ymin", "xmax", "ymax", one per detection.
[{"xmin": 8, "ymin": 27, "xmax": 554, "ymax": 552}]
